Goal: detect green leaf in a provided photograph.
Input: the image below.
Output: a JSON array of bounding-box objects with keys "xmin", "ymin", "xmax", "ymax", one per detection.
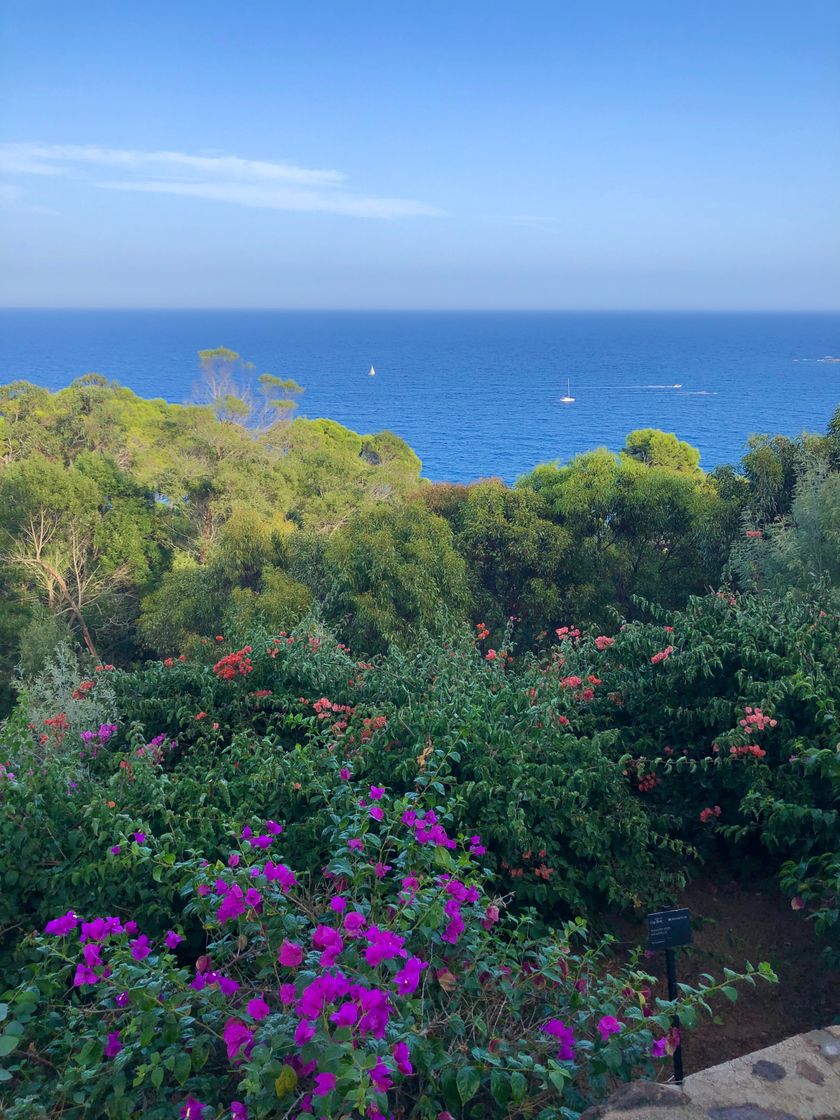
[
  {"xmin": 490, "ymin": 1068, "xmax": 510, "ymax": 1107},
  {"xmin": 510, "ymin": 1070, "xmax": 527, "ymax": 1103},
  {"xmin": 173, "ymin": 1052, "xmax": 191, "ymax": 1085},
  {"xmin": 0, "ymin": 1034, "xmax": 18, "ymax": 1057},
  {"xmin": 275, "ymin": 1064, "xmax": 298, "ymax": 1098},
  {"xmin": 151, "ymin": 1066, "xmax": 164, "ymax": 1090},
  {"xmin": 457, "ymin": 1065, "xmax": 481, "ymax": 1105}
]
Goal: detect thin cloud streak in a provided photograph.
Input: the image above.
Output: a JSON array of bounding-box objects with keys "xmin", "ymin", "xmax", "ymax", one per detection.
[
  {"xmin": 0, "ymin": 141, "xmax": 443, "ymax": 219},
  {"xmin": 98, "ymin": 178, "xmax": 443, "ymax": 218}
]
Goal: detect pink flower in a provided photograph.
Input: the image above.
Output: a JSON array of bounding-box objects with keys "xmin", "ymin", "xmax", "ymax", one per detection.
[
  {"xmin": 330, "ymin": 896, "xmax": 347, "ymax": 912},
  {"xmin": 370, "ymin": 1057, "xmax": 393, "ymax": 1093},
  {"xmin": 541, "ymin": 1018, "xmax": 575, "ymax": 1061},
  {"xmin": 344, "ymin": 910, "xmax": 367, "ymax": 937},
  {"xmin": 652, "ymin": 1037, "xmax": 668, "ymax": 1057},
  {"xmin": 263, "ymin": 861, "xmax": 297, "ymax": 890},
  {"xmin": 180, "ymin": 1097, "xmax": 207, "ymax": 1119},
  {"xmin": 44, "ymin": 910, "xmax": 79, "ymax": 936},
  {"xmin": 231, "ymin": 1103, "xmax": 248, "ymax": 1120},
  {"xmin": 330, "ymin": 1001, "xmax": 359, "ymax": 1027},
  {"xmin": 223, "ymin": 1019, "xmax": 254, "ymax": 1063},
  {"xmin": 393, "ymin": 955, "xmax": 427, "ymax": 996},
  {"xmin": 365, "ymin": 926, "xmax": 407, "ymax": 966},
  {"xmin": 392, "ymin": 1040, "xmax": 413, "ymax": 1075},
  {"xmin": 313, "ymin": 1072, "xmax": 337, "ymax": 1096},
  {"xmin": 348, "ymin": 838, "xmax": 364, "ymax": 851},
  {"xmin": 597, "ymin": 1015, "xmax": 622, "ymax": 1041},
  {"xmin": 369, "ymin": 785, "xmax": 385, "ymax": 800},
  {"xmin": 294, "ymin": 1018, "xmax": 315, "ymax": 1045},
  {"xmin": 369, "ymin": 804, "xmax": 384, "ymax": 821},
  {"xmin": 481, "ymin": 904, "xmax": 500, "ymax": 929},
  {"xmin": 312, "ymin": 925, "xmax": 344, "ymax": 967},
  {"xmin": 340, "ymin": 767, "xmax": 351, "ymax": 780},
  {"xmin": 165, "ymin": 930, "xmax": 184, "ymax": 950},
  {"xmin": 374, "ymin": 861, "xmax": 391, "ymax": 878},
  {"xmin": 279, "ymin": 983, "xmax": 297, "ymax": 1005},
  {"xmin": 278, "ymin": 939, "xmax": 303, "ymax": 967},
  {"xmin": 104, "ymin": 1031, "xmax": 122, "ymax": 1058},
  {"xmin": 130, "ymin": 934, "xmax": 151, "ymax": 961},
  {"xmin": 246, "ymin": 996, "xmax": 270, "ymax": 1021}
]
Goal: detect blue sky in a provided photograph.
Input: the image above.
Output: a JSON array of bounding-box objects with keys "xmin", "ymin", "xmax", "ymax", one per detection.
[{"xmin": 1, "ymin": 0, "xmax": 838, "ymax": 309}]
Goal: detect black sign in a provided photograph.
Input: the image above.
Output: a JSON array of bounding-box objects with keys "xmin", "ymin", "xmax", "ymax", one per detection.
[{"xmin": 647, "ymin": 907, "xmax": 692, "ymax": 950}]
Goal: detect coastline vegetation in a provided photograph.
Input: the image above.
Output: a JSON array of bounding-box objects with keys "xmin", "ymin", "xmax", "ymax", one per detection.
[{"xmin": 0, "ymin": 361, "xmax": 838, "ymax": 1118}]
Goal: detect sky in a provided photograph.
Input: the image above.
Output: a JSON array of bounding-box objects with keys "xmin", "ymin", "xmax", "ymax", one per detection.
[{"xmin": 0, "ymin": 0, "xmax": 838, "ymax": 310}]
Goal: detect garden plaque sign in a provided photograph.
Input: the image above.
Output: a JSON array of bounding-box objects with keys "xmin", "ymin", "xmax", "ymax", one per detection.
[{"xmin": 647, "ymin": 907, "xmax": 691, "ymax": 1083}]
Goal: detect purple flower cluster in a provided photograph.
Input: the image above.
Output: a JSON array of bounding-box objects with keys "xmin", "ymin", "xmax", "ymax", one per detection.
[{"xmin": 401, "ymin": 808, "xmax": 457, "ymax": 849}]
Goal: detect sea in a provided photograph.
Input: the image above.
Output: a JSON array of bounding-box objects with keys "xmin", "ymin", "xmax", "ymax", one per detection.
[{"xmin": 0, "ymin": 310, "xmax": 838, "ymax": 484}]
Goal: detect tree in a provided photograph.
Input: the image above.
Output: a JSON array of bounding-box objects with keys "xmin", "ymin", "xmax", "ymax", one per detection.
[
  {"xmin": 427, "ymin": 480, "xmax": 572, "ymax": 638},
  {"xmin": 323, "ymin": 501, "xmax": 470, "ymax": 651},
  {"xmin": 622, "ymin": 429, "xmax": 701, "ymax": 473},
  {"xmin": 195, "ymin": 348, "xmax": 303, "ymax": 431},
  {"xmin": 0, "ymin": 458, "xmax": 131, "ymax": 657}
]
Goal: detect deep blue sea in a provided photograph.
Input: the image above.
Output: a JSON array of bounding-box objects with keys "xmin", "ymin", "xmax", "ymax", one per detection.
[{"xmin": 1, "ymin": 310, "xmax": 838, "ymax": 483}]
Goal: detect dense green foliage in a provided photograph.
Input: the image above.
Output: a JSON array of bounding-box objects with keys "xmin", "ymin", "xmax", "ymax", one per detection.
[
  {"xmin": 1, "ymin": 365, "xmax": 838, "ymax": 1116},
  {"xmin": 3, "ymin": 366, "xmax": 837, "ymax": 699}
]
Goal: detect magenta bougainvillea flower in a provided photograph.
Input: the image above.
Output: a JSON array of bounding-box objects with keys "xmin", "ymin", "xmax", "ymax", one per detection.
[
  {"xmin": 278, "ymin": 939, "xmax": 303, "ymax": 967},
  {"xmin": 313, "ymin": 1071, "xmax": 337, "ymax": 1096},
  {"xmin": 104, "ymin": 1031, "xmax": 122, "ymax": 1059},
  {"xmin": 541, "ymin": 1018, "xmax": 576, "ymax": 1060},
  {"xmin": 597, "ymin": 1015, "xmax": 623, "ymax": 1041}
]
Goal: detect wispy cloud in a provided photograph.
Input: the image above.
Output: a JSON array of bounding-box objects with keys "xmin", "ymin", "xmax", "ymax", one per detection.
[{"xmin": 0, "ymin": 142, "xmax": 443, "ymax": 219}]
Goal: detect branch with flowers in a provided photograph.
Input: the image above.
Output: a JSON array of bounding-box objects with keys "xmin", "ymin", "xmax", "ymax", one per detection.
[{"xmin": 1, "ymin": 755, "xmax": 775, "ymax": 1119}]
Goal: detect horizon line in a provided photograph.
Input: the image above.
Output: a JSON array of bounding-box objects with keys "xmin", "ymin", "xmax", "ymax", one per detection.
[{"xmin": 1, "ymin": 306, "xmax": 839, "ymax": 315}]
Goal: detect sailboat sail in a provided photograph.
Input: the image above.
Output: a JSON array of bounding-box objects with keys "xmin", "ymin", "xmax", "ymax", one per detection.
[{"xmin": 368, "ymin": 365, "xmax": 376, "ymax": 377}]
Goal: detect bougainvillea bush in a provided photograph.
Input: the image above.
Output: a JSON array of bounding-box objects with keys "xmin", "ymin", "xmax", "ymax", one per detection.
[
  {"xmin": 1, "ymin": 755, "xmax": 773, "ymax": 1119},
  {"xmin": 2, "ymin": 589, "xmax": 839, "ymax": 971}
]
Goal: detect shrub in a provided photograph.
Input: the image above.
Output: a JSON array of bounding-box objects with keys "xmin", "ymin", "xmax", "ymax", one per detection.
[{"xmin": 1, "ymin": 757, "xmax": 773, "ymax": 1119}]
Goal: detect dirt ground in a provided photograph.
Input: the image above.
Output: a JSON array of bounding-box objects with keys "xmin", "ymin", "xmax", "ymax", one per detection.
[{"xmin": 607, "ymin": 872, "xmax": 840, "ymax": 1075}]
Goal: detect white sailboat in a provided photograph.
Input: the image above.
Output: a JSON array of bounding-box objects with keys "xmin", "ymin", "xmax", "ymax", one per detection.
[
  {"xmin": 560, "ymin": 378, "xmax": 575, "ymax": 403},
  {"xmin": 368, "ymin": 365, "xmax": 376, "ymax": 377}
]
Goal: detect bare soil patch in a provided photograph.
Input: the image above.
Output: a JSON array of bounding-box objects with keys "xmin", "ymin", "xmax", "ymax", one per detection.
[{"xmin": 608, "ymin": 872, "xmax": 840, "ymax": 1074}]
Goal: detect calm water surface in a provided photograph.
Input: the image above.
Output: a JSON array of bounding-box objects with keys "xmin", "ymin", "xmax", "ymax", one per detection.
[{"xmin": 1, "ymin": 310, "xmax": 838, "ymax": 483}]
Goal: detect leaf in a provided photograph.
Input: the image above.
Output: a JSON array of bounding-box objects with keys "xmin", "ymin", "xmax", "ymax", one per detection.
[
  {"xmin": 510, "ymin": 1070, "xmax": 527, "ymax": 1102},
  {"xmin": 490, "ymin": 1068, "xmax": 510, "ymax": 1107},
  {"xmin": 721, "ymin": 985, "xmax": 738, "ymax": 1002},
  {"xmin": 275, "ymin": 1064, "xmax": 298, "ymax": 1098},
  {"xmin": 151, "ymin": 1066, "xmax": 164, "ymax": 1090},
  {"xmin": 173, "ymin": 1052, "xmax": 191, "ymax": 1085},
  {"xmin": 456, "ymin": 1065, "xmax": 481, "ymax": 1105},
  {"xmin": 0, "ymin": 1034, "xmax": 17, "ymax": 1057},
  {"xmin": 548, "ymin": 1067, "xmax": 571, "ymax": 1095}
]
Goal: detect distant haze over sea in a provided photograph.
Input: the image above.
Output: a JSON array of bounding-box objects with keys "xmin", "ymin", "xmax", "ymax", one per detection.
[{"xmin": 1, "ymin": 310, "xmax": 838, "ymax": 484}]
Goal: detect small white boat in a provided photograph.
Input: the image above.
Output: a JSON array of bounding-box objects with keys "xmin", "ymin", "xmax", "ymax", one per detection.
[
  {"xmin": 560, "ymin": 378, "xmax": 575, "ymax": 403},
  {"xmin": 673, "ymin": 383, "xmax": 682, "ymax": 389},
  {"xmin": 368, "ymin": 365, "xmax": 376, "ymax": 377}
]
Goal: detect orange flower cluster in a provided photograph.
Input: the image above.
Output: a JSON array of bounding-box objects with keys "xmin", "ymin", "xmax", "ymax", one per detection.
[{"xmin": 213, "ymin": 646, "xmax": 254, "ymax": 680}]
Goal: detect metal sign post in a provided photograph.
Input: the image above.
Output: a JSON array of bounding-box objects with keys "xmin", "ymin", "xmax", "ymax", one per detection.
[{"xmin": 647, "ymin": 907, "xmax": 692, "ymax": 1084}]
